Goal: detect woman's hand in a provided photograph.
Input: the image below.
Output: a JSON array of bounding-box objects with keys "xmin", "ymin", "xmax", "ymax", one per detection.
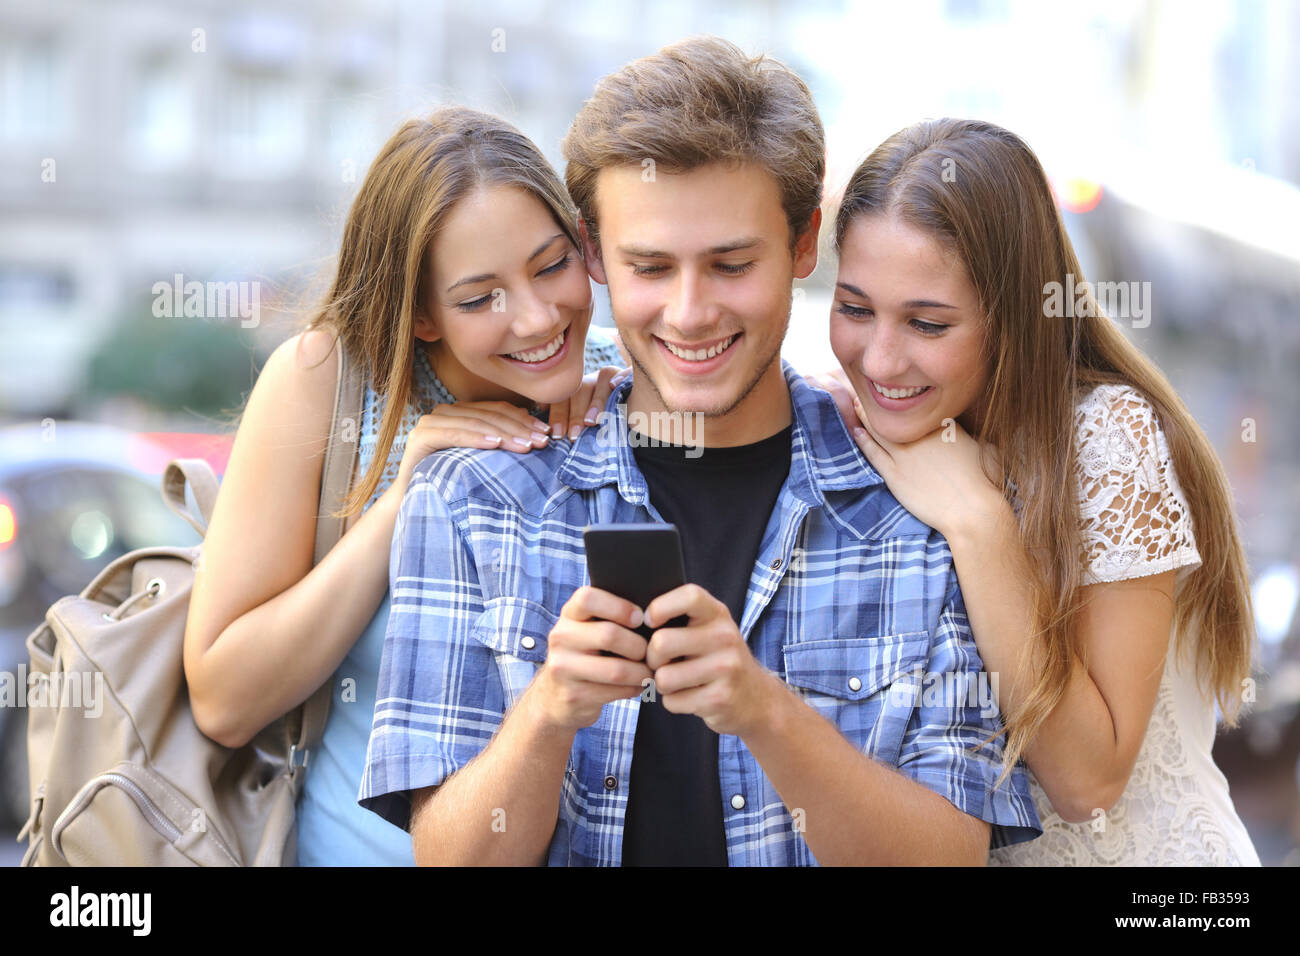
[
  {"xmin": 847, "ymin": 393, "xmax": 1008, "ymax": 541},
  {"xmin": 543, "ymin": 365, "xmax": 629, "ymax": 440},
  {"xmin": 394, "ymin": 401, "xmax": 551, "ymax": 487},
  {"xmin": 804, "ymin": 367, "xmax": 859, "ymax": 430}
]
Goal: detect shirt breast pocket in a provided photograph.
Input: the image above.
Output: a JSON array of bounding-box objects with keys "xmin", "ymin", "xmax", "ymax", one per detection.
[
  {"xmin": 470, "ymin": 598, "xmax": 555, "ymax": 713},
  {"xmin": 781, "ymin": 633, "xmax": 929, "ymax": 766}
]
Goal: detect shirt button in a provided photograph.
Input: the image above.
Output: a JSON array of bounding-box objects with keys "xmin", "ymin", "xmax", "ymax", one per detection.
[
  {"xmin": 848, "ymin": 676, "xmax": 862, "ymax": 692},
  {"xmin": 730, "ymin": 794, "xmax": 746, "ymax": 810},
  {"xmin": 770, "ymin": 558, "xmax": 782, "ymax": 570},
  {"xmin": 603, "ymin": 775, "xmax": 618, "ymax": 791},
  {"xmin": 520, "ymin": 636, "xmax": 536, "ymax": 650}
]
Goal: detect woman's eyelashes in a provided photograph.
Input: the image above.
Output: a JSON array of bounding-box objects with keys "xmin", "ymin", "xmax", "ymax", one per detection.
[
  {"xmin": 834, "ymin": 302, "xmax": 948, "ymax": 336},
  {"xmin": 537, "ymin": 252, "xmax": 572, "ymax": 276},
  {"xmin": 457, "ymin": 293, "xmax": 493, "ymax": 312},
  {"xmin": 453, "ymin": 254, "xmax": 573, "ymax": 312}
]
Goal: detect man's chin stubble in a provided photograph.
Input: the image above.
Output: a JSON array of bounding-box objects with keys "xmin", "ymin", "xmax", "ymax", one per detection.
[{"xmin": 626, "ymin": 341, "xmax": 784, "ymax": 421}]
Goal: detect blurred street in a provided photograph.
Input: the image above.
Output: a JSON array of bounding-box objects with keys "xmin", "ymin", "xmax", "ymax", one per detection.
[{"xmin": 2, "ymin": 0, "xmax": 1298, "ymax": 866}]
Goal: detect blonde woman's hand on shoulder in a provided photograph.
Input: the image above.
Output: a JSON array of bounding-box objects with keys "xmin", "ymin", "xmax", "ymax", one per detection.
[
  {"xmin": 394, "ymin": 400, "xmax": 552, "ymax": 487},
  {"xmin": 542, "ymin": 365, "xmax": 626, "ymax": 442}
]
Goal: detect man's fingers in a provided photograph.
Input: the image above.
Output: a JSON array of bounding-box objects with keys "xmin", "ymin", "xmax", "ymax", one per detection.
[
  {"xmin": 643, "ymin": 583, "xmax": 719, "ymax": 629},
  {"xmin": 560, "ymin": 585, "xmax": 643, "ymax": 630},
  {"xmin": 551, "ymin": 618, "xmax": 648, "ymax": 662},
  {"xmin": 547, "ymin": 647, "xmax": 653, "ymax": 688}
]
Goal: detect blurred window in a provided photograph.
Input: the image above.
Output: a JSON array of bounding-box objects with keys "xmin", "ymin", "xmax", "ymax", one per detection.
[
  {"xmin": 0, "ymin": 265, "xmax": 75, "ymax": 320},
  {"xmin": 0, "ymin": 34, "xmax": 69, "ymax": 142},
  {"xmin": 127, "ymin": 52, "xmax": 194, "ymax": 169},
  {"xmin": 222, "ymin": 66, "xmax": 305, "ymax": 176}
]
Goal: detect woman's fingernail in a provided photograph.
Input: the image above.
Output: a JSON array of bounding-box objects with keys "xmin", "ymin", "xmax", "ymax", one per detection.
[
  {"xmin": 551, "ymin": 422, "xmax": 563, "ymax": 438},
  {"xmin": 853, "ymin": 428, "xmax": 866, "ymax": 442},
  {"xmin": 513, "ymin": 436, "xmax": 531, "ymax": 448},
  {"xmin": 485, "ymin": 435, "xmax": 502, "ymax": 446},
  {"xmin": 584, "ymin": 406, "xmax": 600, "ymax": 424},
  {"xmin": 568, "ymin": 424, "xmax": 583, "ymax": 440},
  {"xmin": 532, "ymin": 430, "xmax": 549, "ymax": 443}
]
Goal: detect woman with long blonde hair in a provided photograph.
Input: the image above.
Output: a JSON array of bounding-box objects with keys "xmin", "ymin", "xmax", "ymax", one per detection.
[
  {"xmin": 824, "ymin": 118, "xmax": 1259, "ymax": 864},
  {"xmin": 183, "ymin": 106, "xmax": 626, "ymax": 865}
]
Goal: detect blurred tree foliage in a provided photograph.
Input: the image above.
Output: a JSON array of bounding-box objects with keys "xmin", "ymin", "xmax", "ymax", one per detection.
[{"xmin": 83, "ymin": 306, "xmax": 264, "ymax": 417}]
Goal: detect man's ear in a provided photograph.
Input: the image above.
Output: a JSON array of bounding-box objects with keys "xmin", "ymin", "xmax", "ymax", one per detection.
[
  {"xmin": 578, "ymin": 217, "xmax": 608, "ymax": 285},
  {"xmin": 792, "ymin": 206, "xmax": 822, "ymax": 280}
]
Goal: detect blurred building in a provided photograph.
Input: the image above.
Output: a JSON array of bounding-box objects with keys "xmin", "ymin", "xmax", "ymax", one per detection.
[{"xmin": 0, "ymin": 0, "xmax": 836, "ymax": 416}]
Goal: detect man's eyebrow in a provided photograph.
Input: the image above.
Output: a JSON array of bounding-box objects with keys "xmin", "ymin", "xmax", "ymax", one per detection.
[
  {"xmin": 835, "ymin": 281, "xmax": 957, "ymax": 310},
  {"xmin": 617, "ymin": 237, "xmax": 766, "ymax": 259},
  {"xmin": 444, "ymin": 234, "xmax": 565, "ymax": 294},
  {"xmin": 707, "ymin": 236, "xmax": 764, "ymax": 255}
]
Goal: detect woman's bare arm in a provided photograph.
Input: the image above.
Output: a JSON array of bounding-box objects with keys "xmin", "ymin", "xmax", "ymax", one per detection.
[
  {"xmin": 183, "ymin": 330, "xmax": 404, "ymax": 748},
  {"xmin": 946, "ymin": 508, "xmax": 1172, "ymax": 822}
]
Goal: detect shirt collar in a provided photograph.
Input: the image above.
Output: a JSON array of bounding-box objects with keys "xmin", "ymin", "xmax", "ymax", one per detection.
[{"xmin": 557, "ymin": 361, "xmax": 884, "ymax": 507}]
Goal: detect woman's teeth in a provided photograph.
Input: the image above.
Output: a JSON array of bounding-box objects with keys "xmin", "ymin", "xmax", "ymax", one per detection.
[
  {"xmin": 507, "ymin": 328, "xmax": 566, "ymax": 363},
  {"xmin": 663, "ymin": 334, "xmax": 738, "ymax": 362},
  {"xmin": 872, "ymin": 381, "xmax": 931, "ymax": 400}
]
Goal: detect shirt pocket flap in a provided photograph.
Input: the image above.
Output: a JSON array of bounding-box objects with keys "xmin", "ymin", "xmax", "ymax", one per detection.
[
  {"xmin": 470, "ymin": 598, "xmax": 557, "ymax": 664},
  {"xmin": 782, "ymin": 633, "xmax": 929, "ymax": 700}
]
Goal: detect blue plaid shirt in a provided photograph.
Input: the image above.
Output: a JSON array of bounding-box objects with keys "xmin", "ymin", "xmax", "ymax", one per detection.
[{"xmin": 360, "ymin": 363, "xmax": 1041, "ymax": 864}]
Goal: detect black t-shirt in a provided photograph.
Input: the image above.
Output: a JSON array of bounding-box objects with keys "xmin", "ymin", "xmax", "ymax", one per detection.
[{"xmin": 620, "ymin": 423, "xmax": 793, "ymax": 866}]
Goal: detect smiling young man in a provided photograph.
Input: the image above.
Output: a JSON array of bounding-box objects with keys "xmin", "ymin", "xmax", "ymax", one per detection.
[{"xmin": 359, "ymin": 36, "xmax": 1041, "ymax": 865}]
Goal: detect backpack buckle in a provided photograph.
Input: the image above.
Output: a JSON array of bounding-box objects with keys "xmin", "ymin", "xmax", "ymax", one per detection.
[{"xmin": 288, "ymin": 744, "xmax": 310, "ymax": 777}]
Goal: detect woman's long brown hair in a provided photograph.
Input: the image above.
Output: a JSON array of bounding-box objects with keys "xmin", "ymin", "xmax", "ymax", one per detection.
[
  {"xmin": 303, "ymin": 105, "xmax": 583, "ymax": 516},
  {"xmin": 834, "ymin": 119, "xmax": 1256, "ymax": 781}
]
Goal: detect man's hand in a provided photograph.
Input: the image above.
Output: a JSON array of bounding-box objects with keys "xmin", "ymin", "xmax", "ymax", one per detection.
[
  {"xmin": 532, "ymin": 586, "xmax": 655, "ymax": 733},
  {"xmin": 642, "ymin": 584, "xmax": 780, "ymax": 737}
]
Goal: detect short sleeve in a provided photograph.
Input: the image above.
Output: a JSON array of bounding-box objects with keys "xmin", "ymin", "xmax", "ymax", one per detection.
[
  {"xmin": 357, "ymin": 472, "xmax": 500, "ymax": 831},
  {"xmin": 895, "ymin": 575, "xmax": 1043, "ymax": 849},
  {"xmin": 1074, "ymin": 385, "xmax": 1201, "ymax": 585}
]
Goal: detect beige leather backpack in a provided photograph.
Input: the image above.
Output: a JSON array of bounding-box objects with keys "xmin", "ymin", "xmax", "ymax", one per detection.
[{"xmin": 19, "ymin": 337, "xmax": 363, "ymax": 865}]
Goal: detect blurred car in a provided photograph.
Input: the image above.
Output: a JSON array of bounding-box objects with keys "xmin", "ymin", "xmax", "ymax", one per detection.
[{"xmin": 0, "ymin": 422, "xmax": 216, "ymax": 828}]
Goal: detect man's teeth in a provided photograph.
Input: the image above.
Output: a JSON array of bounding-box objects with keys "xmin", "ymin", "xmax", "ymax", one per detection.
[
  {"xmin": 872, "ymin": 381, "xmax": 930, "ymax": 400},
  {"xmin": 507, "ymin": 329, "xmax": 566, "ymax": 363},
  {"xmin": 663, "ymin": 334, "xmax": 737, "ymax": 362}
]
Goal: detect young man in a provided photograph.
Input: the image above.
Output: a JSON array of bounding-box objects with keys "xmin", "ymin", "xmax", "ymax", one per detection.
[{"xmin": 359, "ymin": 36, "xmax": 1041, "ymax": 865}]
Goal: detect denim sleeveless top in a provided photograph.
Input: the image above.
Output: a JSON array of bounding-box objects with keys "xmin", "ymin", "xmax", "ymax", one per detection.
[{"xmin": 295, "ymin": 327, "xmax": 623, "ymax": 865}]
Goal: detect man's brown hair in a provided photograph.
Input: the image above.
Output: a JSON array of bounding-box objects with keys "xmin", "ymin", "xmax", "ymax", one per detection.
[{"xmin": 562, "ymin": 35, "xmax": 825, "ymax": 248}]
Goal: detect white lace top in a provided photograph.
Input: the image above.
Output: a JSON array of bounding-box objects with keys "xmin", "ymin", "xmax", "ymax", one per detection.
[{"xmin": 988, "ymin": 383, "xmax": 1260, "ymax": 866}]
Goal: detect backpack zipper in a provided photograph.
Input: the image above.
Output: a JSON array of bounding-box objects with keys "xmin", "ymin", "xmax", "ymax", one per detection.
[{"xmin": 51, "ymin": 771, "xmax": 182, "ymax": 856}]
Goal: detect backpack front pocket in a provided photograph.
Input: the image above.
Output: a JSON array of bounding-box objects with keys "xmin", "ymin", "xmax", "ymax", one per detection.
[{"xmin": 49, "ymin": 763, "xmax": 239, "ymax": 866}]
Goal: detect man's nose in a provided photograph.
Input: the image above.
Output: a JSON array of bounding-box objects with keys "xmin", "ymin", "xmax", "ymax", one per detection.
[{"xmin": 662, "ymin": 269, "xmax": 721, "ymax": 338}]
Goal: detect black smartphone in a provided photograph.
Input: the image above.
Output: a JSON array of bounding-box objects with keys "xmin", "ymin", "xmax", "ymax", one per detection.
[{"xmin": 583, "ymin": 524, "xmax": 689, "ymax": 640}]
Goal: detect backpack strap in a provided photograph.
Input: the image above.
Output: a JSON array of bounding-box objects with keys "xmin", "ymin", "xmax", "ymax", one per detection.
[
  {"xmin": 291, "ymin": 335, "xmax": 364, "ymax": 764},
  {"xmin": 162, "ymin": 459, "xmax": 220, "ymax": 536}
]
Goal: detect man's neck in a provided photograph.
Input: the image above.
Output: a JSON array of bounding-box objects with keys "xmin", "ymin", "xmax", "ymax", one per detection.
[{"xmin": 625, "ymin": 361, "xmax": 792, "ymax": 449}]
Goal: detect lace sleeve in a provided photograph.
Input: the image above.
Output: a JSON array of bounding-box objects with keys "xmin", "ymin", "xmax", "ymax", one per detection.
[{"xmin": 1074, "ymin": 385, "xmax": 1202, "ymax": 585}]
